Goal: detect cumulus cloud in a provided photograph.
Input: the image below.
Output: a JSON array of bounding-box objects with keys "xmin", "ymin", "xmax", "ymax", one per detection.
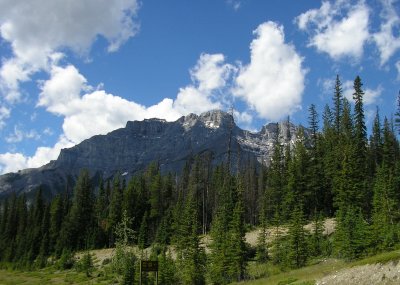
[
  {"xmin": 0, "ymin": 52, "xmax": 237, "ymax": 174},
  {"xmin": 37, "ymin": 53, "xmax": 234, "ymax": 143},
  {"xmin": 234, "ymin": 22, "xmax": 306, "ymax": 121},
  {"xmin": 342, "ymin": 80, "xmax": 382, "ymax": 105},
  {"xmin": 0, "ymin": 0, "xmax": 139, "ymax": 102},
  {"xmin": 295, "ymin": 0, "xmax": 370, "ymax": 60},
  {"xmin": 373, "ymin": 0, "xmax": 400, "ymax": 66}
]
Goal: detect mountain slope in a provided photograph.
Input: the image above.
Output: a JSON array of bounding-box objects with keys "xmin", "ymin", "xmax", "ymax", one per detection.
[{"xmin": 0, "ymin": 110, "xmax": 301, "ymax": 198}]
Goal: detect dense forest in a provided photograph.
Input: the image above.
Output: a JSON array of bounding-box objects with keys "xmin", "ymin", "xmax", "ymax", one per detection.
[{"xmin": 1, "ymin": 75, "xmax": 400, "ymax": 284}]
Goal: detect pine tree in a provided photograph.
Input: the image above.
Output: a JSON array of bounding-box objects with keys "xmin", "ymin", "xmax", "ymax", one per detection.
[
  {"xmin": 158, "ymin": 249, "xmax": 178, "ymax": 285},
  {"xmin": 310, "ymin": 211, "xmax": 325, "ymax": 257},
  {"xmin": 255, "ymin": 210, "xmax": 268, "ymax": 263},
  {"xmin": 369, "ymin": 108, "xmax": 383, "ymax": 173},
  {"xmin": 395, "ymin": 91, "xmax": 400, "ymax": 134},
  {"xmin": 333, "ymin": 75, "xmax": 343, "ymax": 134},
  {"xmin": 208, "ymin": 168, "xmax": 234, "ymax": 284},
  {"xmin": 175, "ymin": 175, "xmax": 206, "ymax": 285},
  {"xmin": 371, "ymin": 164, "xmax": 398, "ymax": 251},
  {"xmin": 138, "ymin": 211, "xmax": 149, "ymax": 250},
  {"xmin": 108, "ymin": 174, "xmax": 123, "ymax": 246},
  {"xmin": 266, "ymin": 124, "xmax": 284, "ymax": 221},
  {"xmin": 94, "ymin": 178, "xmax": 108, "ymax": 248},
  {"xmin": 352, "ymin": 76, "xmax": 369, "ymax": 212},
  {"xmin": 112, "ymin": 210, "xmax": 136, "ymax": 283},
  {"xmin": 287, "ymin": 205, "xmax": 308, "ymax": 268},
  {"xmin": 68, "ymin": 169, "xmax": 95, "ymax": 250},
  {"xmin": 334, "ymin": 206, "xmax": 369, "ymax": 260},
  {"xmin": 226, "ymin": 176, "xmax": 247, "ymax": 282},
  {"xmin": 49, "ymin": 194, "xmax": 64, "ymax": 253}
]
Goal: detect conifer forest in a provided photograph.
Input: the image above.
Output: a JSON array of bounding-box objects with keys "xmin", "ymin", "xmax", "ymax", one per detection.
[{"xmin": 1, "ymin": 75, "xmax": 400, "ymax": 284}]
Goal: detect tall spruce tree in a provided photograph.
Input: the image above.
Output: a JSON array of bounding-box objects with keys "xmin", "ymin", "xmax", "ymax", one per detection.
[
  {"xmin": 67, "ymin": 169, "xmax": 95, "ymax": 250},
  {"xmin": 333, "ymin": 75, "xmax": 343, "ymax": 134},
  {"xmin": 287, "ymin": 205, "xmax": 308, "ymax": 268}
]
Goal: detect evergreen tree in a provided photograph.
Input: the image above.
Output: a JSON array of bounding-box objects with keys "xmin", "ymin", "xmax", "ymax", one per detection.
[
  {"xmin": 67, "ymin": 169, "xmax": 95, "ymax": 250},
  {"xmin": 158, "ymin": 250, "xmax": 178, "ymax": 285},
  {"xmin": 226, "ymin": 176, "xmax": 247, "ymax": 282},
  {"xmin": 94, "ymin": 178, "xmax": 108, "ymax": 248},
  {"xmin": 287, "ymin": 205, "xmax": 308, "ymax": 268},
  {"xmin": 266, "ymin": 124, "xmax": 284, "ymax": 221},
  {"xmin": 49, "ymin": 194, "xmax": 64, "ymax": 253},
  {"xmin": 175, "ymin": 175, "xmax": 206, "ymax": 285},
  {"xmin": 369, "ymin": 108, "xmax": 383, "ymax": 173},
  {"xmin": 371, "ymin": 164, "xmax": 398, "ymax": 251},
  {"xmin": 334, "ymin": 206, "xmax": 369, "ymax": 260},
  {"xmin": 333, "ymin": 75, "xmax": 343, "ymax": 134},
  {"xmin": 108, "ymin": 174, "xmax": 123, "ymax": 246},
  {"xmin": 255, "ymin": 210, "xmax": 268, "ymax": 263},
  {"xmin": 138, "ymin": 211, "xmax": 149, "ymax": 250},
  {"xmin": 352, "ymin": 76, "xmax": 369, "ymax": 212},
  {"xmin": 310, "ymin": 211, "xmax": 325, "ymax": 257},
  {"xmin": 395, "ymin": 91, "xmax": 400, "ymax": 134}
]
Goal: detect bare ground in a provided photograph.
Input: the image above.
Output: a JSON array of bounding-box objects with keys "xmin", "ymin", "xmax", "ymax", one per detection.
[
  {"xmin": 80, "ymin": 218, "xmax": 336, "ymax": 267},
  {"xmin": 317, "ymin": 261, "xmax": 400, "ymax": 285},
  {"xmin": 245, "ymin": 218, "xmax": 336, "ymax": 247}
]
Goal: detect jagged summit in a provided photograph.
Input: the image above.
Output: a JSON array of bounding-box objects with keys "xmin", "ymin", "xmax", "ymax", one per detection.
[{"xmin": 0, "ymin": 109, "xmax": 306, "ymax": 198}]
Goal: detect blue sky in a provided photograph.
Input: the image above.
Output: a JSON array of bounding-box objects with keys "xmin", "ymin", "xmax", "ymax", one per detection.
[{"xmin": 0, "ymin": 0, "xmax": 399, "ymax": 174}]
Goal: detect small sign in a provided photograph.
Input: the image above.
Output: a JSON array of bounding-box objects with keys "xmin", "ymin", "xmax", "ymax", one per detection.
[{"xmin": 141, "ymin": 260, "xmax": 158, "ymax": 272}]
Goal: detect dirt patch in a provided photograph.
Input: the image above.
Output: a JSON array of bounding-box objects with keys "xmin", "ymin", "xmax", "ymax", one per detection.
[
  {"xmin": 245, "ymin": 218, "xmax": 336, "ymax": 248},
  {"xmin": 304, "ymin": 218, "xmax": 336, "ymax": 236},
  {"xmin": 317, "ymin": 261, "xmax": 400, "ymax": 285}
]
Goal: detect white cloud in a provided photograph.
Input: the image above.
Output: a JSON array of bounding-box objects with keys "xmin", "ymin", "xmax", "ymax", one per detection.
[
  {"xmin": 234, "ymin": 110, "xmax": 253, "ymax": 126},
  {"xmin": 373, "ymin": 0, "xmax": 400, "ymax": 66},
  {"xmin": 5, "ymin": 126, "xmax": 23, "ymax": 143},
  {"xmin": 226, "ymin": 0, "xmax": 242, "ymax": 11},
  {"xmin": 38, "ymin": 65, "xmax": 89, "ymax": 115},
  {"xmin": 0, "ymin": 105, "xmax": 10, "ymax": 129},
  {"xmin": 0, "ymin": 52, "xmax": 237, "ymax": 174},
  {"xmin": 0, "ymin": 152, "xmax": 28, "ymax": 174},
  {"xmin": 191, "ymin": 53, "xmax": 235, "ymax": 92},
  {"xmin": 295, "ymin": 0, "xmax": 370, "ymax": 60},
  {"xmin": 5, "ymin": 125, "xmax": 41, "ymax": 143},
  {"xmin": 396, "ymin": 61, "xmax": 400, "ymax": 79},
  {"xmin": 0, "ymin": 135, "xmax": 74, "ymax": 173},
  {"xmin": 0, "ymin": 0, "xmax": 139, "ymax": 102},
  {"xmin": 43, "ymin": 127, "xmax": 53, "ymax": 136},
  {"xmin": 37, "ymin": 53, "xmax": 234, "ymax": 143},
  {"xmin": 343, "ymin": 80, "xmax": 382, "ymax": 105},
  {"xmin": 234, "ymin": 22, "xmax": 306, "ymax": 121},
  {"xmin": 319, "ymin": 78, "xmax": 335, "ymax": 97}
]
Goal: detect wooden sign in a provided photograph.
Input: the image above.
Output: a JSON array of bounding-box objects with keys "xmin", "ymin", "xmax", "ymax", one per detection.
[{"xmin": 141, "ymin": 260, "xmax": 158, "ymax": 272}]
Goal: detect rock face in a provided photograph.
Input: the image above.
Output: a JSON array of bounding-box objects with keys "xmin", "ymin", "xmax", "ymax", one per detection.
[{"xmin": 0, "ymin": 110, "xmax": 304, "ymax": 198}]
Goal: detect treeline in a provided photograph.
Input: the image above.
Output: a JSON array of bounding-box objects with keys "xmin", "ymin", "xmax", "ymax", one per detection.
[{"xmin": 1, "ymin": 75, "xmax": 400, "ymax": 284}]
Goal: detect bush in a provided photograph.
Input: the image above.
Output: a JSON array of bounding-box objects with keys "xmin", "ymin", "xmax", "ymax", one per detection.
[
  {"xmin": 56, "ymin": 249, "xmax": 75, "ymax": 270},
  {"xmin": 75, "ymin": 251, "xmax": 94, "ymax": 277},
  {"xmin": 122, "ymin": 252, "xmax": 136, "ymax": 285}
]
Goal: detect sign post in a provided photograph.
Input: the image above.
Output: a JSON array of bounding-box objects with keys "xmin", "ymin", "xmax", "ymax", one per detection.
[{"xmin": 139, "ymin": 260, "xmax": 158, "ymax": 285}]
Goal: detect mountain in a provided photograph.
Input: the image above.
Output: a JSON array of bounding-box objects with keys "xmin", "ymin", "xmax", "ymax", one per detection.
[{"xmin": 0, "ymin": 110, "xmax": 303, "ymax": 199}]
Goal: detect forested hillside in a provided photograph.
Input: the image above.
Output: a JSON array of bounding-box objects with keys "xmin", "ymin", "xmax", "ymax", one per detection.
[{"xmin": 1, "ymin": 75, "xmax": 400, "ymax": 284}]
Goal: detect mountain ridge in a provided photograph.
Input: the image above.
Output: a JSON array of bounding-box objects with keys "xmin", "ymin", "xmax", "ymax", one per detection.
[{"xmin": 0, "ymin": 110, "xmax": 304, "ymax": 198}]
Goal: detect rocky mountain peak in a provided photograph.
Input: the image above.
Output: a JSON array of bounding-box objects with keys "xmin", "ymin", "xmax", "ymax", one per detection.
[
  {"xmin": 0, "ymin": 109, "xmax": 308, "ymax": 199},
  {"xmin": 179, "ymin": 110, "xmax": 233, "ymax": 131}
]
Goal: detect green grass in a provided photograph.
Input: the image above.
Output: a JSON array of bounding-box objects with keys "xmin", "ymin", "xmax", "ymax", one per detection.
[
  {"xmin": 2, "ymin": 250, "xmax": 400, "ymax": 285},
  {"xmin": 0, "ymin": 267, "xmax": 115, "ymax": 285},
  {"xmin": 234, "ymin": 258, "xmax": 345, "ymax": 285}
]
